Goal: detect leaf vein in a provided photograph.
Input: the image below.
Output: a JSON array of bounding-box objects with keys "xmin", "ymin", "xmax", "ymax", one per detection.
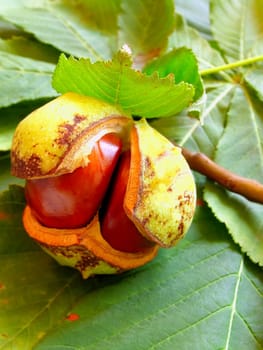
[
  {"xmin": 224, "ymin": 257, "xmax": 244, "ymax": 350},
  {"xmin": 150, "ymin": 306, "xmax": 230, "ymax": 349},
  {"xmin": 48, "ymin": 8, "xmax": 102, "ymax": 60},
  {"xmin": 87, "ymin": 259, "xmax": 243, "ymax": 348},
  {"xmin": 235, "ymin": 310, "xmax": 263, "ymax": 347},
  {"xmin": 180, "ymin": 84, "xmax": 234, "ymax": 146}
]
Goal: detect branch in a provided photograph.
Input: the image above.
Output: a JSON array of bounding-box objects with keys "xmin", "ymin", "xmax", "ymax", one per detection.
[{"xmin": 181, "ymin": 147, "xmax": 263, "ymax": 204}]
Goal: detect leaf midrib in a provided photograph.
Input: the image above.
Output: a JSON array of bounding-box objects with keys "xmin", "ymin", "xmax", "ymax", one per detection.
[{"xmin": 224, "ymin": 257, "xmax": 243, "ymax": 349}]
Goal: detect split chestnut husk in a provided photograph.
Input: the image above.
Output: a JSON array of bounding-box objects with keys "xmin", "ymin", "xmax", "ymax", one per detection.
[
  {"xmin": 11, "ymin": 92, "xmax": 196, "ymax": 278},
  {"xmin": 23, "ymin": 206, "xmax": 158, "ymax": 278}
]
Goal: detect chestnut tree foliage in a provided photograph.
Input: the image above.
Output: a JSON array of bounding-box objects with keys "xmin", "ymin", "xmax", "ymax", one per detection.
[{"xmin": 0, "ymin": 0, "xmax": 263, "ymax": 349}]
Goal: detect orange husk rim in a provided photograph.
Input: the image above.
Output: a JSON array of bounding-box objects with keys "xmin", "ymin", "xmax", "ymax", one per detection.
[
  {"xmin": 11, "ymin": 115, "xmax": 133, "ymax": 179},
  {"xmin": 23, "ymin": 205, "xmax": 159, "ymax": 270},
  {"xmin": 124, "ymin": 125, "xmax": 156, "ymax": 243},
  {"xmin": 54, "ymin": 116, "xmax": 133, "ymax": 177},
  {"xmin": 125, "ymin": 125, "xmax": 141, "ymax": 212}
]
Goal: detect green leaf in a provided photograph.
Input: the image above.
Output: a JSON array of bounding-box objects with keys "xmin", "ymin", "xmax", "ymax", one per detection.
[
  {"xmin": 210, "ymin": 0, "xmax": 263, "ymax": 61},
  {"xmin": 151, "ymin": 82, "xmax": 234, "ymax": 153},
  {"xmin": 35, "ymin": 205, "xmax": 263, "ymax": 350},
  {"xmin": 0, "ymin": 2, "xmax": 114, "ymax": 60},
  {"xmin": 182, "ymin": 83, "xmax": 235, "ymax": 152},
  {"xmin": 0, "ymin": 185, "xmax": 101, "ymax": 349},
  {"xmin": 175, "ymin": 0, "xmax": 211, "ymax": 39},
  {"xmin": 245, "ymin": 69, "xmax": 263, "ymax": 101},
  {"xmin": 0, "ymin": 52, "xmax": 56, "ymax": 107},
  {"xmin": 2, "ymin": 185, "xmax": 262, "ymax": 349},
  {"xmin": 0, "ymin": 2, "xmax": 263, "ymax": 349},
  {"xmin": 0, "ymin": 156, "xmax": 24, "ymax": 192},
  {"xmin": 118, "ymin": 0, "xmax": 175, "ymax": 55},
  {"xmin": 0, "ymin": 37, "xmax": 59, "ymax": 63},
  {"xmin": 251, "ymin": 40, "xmax": 263, "ymax": 57},
  {"xmin": 143, "ymin": 47, "xmax": 203, "ymax": 101},
  {"xmin": 205, "ymin": 183, "xmax": 263, "ymax": 267},
  {"xmin": 52, "ymin": 53, "xmax": 195, "ymax": 118},
  {"xmin": 209, "ymin": 87, "xmax": 263, "ymax": 184},
  {"xmin": 0, "ymin": 17, "xmax": 22, "ymax": 37},
  {"xmin": 149, "ymin": 113, "xmax": 197, "ymax": 145},
  {"xmin": 204, "ymin": 87, "xmax": 263, "ymax": 265},
  {"xmin": 168, "ymin": 14, "xmax": 226, "ymax": 72}
]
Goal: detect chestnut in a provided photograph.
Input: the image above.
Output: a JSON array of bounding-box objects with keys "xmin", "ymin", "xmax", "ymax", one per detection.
[{"xmin": 11, "ymin": 92, "xmax": 196, "ymax": 278}]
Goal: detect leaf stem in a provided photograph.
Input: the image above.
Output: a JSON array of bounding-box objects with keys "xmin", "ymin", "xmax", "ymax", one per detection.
[
  {"xmin": 182, "ymin": 147, "xmax": 263, "ymax": 204},
  {"xmin": 200, "ymin": 55, "xmax": 263, "ymax": 76}
]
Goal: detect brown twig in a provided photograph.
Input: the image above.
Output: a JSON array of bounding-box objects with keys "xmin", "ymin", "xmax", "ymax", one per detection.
[{"xmin": 181, "ymin": 147, "xmax": 263, "ymax": 204}]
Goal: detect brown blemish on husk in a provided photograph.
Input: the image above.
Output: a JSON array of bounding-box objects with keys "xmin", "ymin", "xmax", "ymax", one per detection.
[
  {"xmin": 124, "ymin": 119, "xmax": 196, "ymax": 247},
  {"xmin": 11, "ymin": 152, "xmax": 42, "ymax": 178},
  {"xmin": 23, "ymin": 205, "xmax": 158, "ymax": 278},
  {"xmin": 41, "ymin": 243, "xmax": 103, "ymax": 273},
  {"xmin": 55, "ymin": 114, "xmax": 86, "ymax": 146},
  {"xmin": 11, "ymin": 93, "xmax": 133, "ymax": 179}
]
